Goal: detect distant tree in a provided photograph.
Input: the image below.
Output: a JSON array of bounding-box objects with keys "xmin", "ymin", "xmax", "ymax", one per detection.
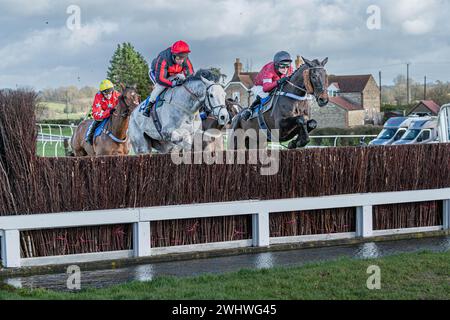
[
  {"xmin": 209, "ymin": 67, "xmax": 227, "ymax": 84},
  {"xmin": 79, "ymin": 86, "xmax": 97, "ymax": 98},
  {"xmin": 427, "ymin": 81, "xmax": 450, "ymax": 106},
  {"xmin": 107, "ymin": 42, "xmax": 151, "ymax": 98}
]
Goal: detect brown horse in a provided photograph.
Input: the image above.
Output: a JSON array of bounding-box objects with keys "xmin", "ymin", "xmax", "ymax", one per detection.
[
  {"xmin": 68, "ymin": 86, "xmax": 141, "ymax": 156},
  {"xmin": 229, "ymin": 57, "xmax": 329, "ymax": 149},
  {"xmin": 201, "ymin": 97, "xmax": 243, "ymax": 152}
]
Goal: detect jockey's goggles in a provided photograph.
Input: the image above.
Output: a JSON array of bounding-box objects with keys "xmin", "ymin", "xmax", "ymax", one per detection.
[
  {"xmin": 278, "ymin": 63, "xmax": 290, "ymax": 69},
  {"xmin": 173, "ymin": 53, "xmax": 188, "ymax": 59},
  {"xmin": 102, "ymin": 88, "xmax": 114, "ymax": 95}
]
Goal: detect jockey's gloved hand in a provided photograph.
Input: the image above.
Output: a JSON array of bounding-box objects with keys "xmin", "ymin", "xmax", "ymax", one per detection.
[
  {"xmin": 277, "ymin": 77, "xmax": 288, "ymax": 86},
  {"xmin": 171, "ymin": 79, "xmax": 184, "ymax": 87}
]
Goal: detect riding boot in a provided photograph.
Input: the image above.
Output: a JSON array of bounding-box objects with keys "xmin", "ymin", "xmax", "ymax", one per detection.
[
  {"xmin": 86, "ymin": 120, "xmax": 102, "ymax": 145},
  {"xmin": 143, "ymin": 101, "xmax": 155, "ymax": 118},
  {"xmin": 241, "ymin": 96, "xmax": 262, "ymax": 121}
]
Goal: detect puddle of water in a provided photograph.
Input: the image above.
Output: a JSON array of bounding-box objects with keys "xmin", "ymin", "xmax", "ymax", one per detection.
[{"xmin": 3, "ymin": 236, "xmax": 449, "ymax": 291}]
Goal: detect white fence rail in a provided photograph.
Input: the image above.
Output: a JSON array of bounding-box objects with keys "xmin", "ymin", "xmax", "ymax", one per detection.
[
  {"xmin": 1, "ymin": 189, "xmax": 449, "ymax": 268},
  {"xmin": 35, "ymin": 122, "xmax": 378, "ymax": 156},
  {"xmin": 36, "ymin": 123, "xmax": 77, "ymax": 157}
]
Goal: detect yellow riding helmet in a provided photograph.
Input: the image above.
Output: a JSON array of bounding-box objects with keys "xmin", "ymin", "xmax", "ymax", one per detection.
[{"xmin": 99, "ymin": 79, "xmax": 114, "ymax": 92}]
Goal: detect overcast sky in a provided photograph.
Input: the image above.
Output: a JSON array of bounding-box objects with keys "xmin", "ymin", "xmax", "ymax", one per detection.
[{"xmin": 1, "ymin": 0, "xmax": 450, "ymax": 90}]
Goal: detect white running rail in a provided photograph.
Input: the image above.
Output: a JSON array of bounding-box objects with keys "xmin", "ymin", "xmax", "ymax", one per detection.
[{"xmin": 1, "ymin": 189, "xmax": 449, "ymax": 268}]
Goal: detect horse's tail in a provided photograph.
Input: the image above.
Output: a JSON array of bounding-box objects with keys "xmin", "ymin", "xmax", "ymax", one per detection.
[{"xmin": 63, "ymin": 138, "xmax": 74, "ymax": 157}]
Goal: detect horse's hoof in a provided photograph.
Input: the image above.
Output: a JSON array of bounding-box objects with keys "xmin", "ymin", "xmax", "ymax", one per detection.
[
  {"xmin": 296, "ymin": 138, "xmax": 310, "ymax": 148},
  {"xmin": 288, "ymin": 141, "xmax": 297, "ymax": 149}
]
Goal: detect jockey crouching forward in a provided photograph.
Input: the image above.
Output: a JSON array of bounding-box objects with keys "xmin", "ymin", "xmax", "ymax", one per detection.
[
  {"xmin": 85, "ymin": 79, "xmax": 120, "ymax": 145},
  {"xmin": 143, "ymin": 40, "xmax": 194, "ymax": 117},
  {"xmin": 241, "ymin": 51, "xmax": 293, "ymax": 121}
]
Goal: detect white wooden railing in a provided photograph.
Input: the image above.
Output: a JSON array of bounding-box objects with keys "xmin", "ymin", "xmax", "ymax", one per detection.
[{"xmin": 1, "ymin": 188, "xmax": 449, "ymax": 268}]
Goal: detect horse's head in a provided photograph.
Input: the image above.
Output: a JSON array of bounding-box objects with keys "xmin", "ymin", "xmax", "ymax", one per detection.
[
  {"xmin": 302, "ymin": 57, "xmax": 329, "ymax": 107},
  {"xmin": 198, "ymin": 71, "xmax": 228, "ymax": 126},
  {"xmin": 117, "ymin": 84, "xmax": 141, "ymax": 117}
]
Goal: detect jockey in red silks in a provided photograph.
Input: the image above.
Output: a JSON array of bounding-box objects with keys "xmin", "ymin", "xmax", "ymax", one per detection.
[
  {"xmin": 85, "ymin": 79, "xmax": 120, "ymax": 144},
  {"xmin": 241, "ymin": 51, "xmax": 294, "ymax": 121},
  {"xmin": 143, "ymin": 40, "xmax": 194, "ymax": 117}
]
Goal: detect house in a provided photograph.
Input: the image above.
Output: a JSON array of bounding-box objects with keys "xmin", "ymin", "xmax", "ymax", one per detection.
[
  {"xmin": 311, "ymin": 74, "xmax": 381, "ymax": 127},
  {"xmin": 224, "ymin": 56, "xmax": 304, "ymax": 107},
  {"xmin": 223, "ymin": 58, "xmax": 258, "ymax": 107},
  {"xmin": 407, "ymin": 100, "xmax": 441, "ymax": 116}
]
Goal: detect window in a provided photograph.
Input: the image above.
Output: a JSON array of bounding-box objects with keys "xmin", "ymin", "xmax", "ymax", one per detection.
[
  {"xmin": 232, "ymin": 91, "xmax": 240, "ymax": 102},
  {"xmin": 417, "ymin": 130, "xmax": 430, "ymax": 142},
  {"xmin": 328, "ymin": 89, "xmax": 339, "ymax": 97},
  {"xmin": 393, "ymin": 129, "xmax": 406, "ymax": 141}
]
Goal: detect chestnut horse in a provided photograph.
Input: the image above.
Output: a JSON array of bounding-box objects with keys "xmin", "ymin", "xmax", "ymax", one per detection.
[{"xmin": 68, "ymin": 86, "xmax": 141, "ymax": 156}]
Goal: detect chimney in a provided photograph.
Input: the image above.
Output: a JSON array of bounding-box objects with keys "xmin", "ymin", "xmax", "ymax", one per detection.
[
  {"xmin": 295, "ymin": 55, "xmax": 304, "ymax": 69},
  {"xmin": 234, "ymin": 58, "xmax": 242, "ymax": 75}
]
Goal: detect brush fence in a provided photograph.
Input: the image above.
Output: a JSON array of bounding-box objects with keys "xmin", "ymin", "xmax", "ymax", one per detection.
[{"xmin": 1, "ymin": 189, "xmax": 449, "ymax": 268}]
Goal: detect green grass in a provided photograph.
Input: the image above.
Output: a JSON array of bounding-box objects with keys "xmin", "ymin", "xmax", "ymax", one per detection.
[
  {"xmin": 42, "ymin": 101, "xmax": 66, "ymax": 112},
  {"xmin": 36, "ymin": 141, "xmax": 66, "ymax": 157},
  {"xmin": 38, "ymin": 101, "xmax": 86, "ymax": 121},
  {"xmin": 37, "ymin": 126, "xmax": 75, "ymax": 137},
  {"xmin": 0, "ymin": 251, "xmax": 448, "ymax": 300}
]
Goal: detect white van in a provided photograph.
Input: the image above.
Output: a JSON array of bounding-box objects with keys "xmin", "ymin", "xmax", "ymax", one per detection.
[{"xmin": 392, "ymin": 117, "xmax": 438, "ymax": 145}]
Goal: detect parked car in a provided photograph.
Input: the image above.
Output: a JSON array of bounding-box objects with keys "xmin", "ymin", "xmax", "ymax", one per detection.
[
  {"xmin": 369, "ymin": 117, "xmax": 411, "ymax": 145},
  {"xmin": 392, "ymin": 117, "xmax": 438, "ymax": 145}
]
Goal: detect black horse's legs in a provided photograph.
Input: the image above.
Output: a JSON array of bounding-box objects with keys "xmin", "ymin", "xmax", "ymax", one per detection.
[
  {"xmin": 282, "ymin": 116, "xmax": 310, "ymax": 149},
  {"xmin": 295, "ymin": 123, "xmax": 310, "ymax": 148}
]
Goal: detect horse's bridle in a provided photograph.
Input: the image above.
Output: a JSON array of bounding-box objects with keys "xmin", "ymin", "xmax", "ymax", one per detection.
[
  {"xmin": 285, "ymin": 66, "xmax": 326, "ymax": 97},
  {"xmin": 104, "ymin": 91, "xmax": 139, "ymax": 144},
  {"xmin": 183, "ymin": 83, "xmax": 226, "ymax": 120},
  {"xmin": 111, "ymin": 94, "xmax": 134, "ymax": 118}
]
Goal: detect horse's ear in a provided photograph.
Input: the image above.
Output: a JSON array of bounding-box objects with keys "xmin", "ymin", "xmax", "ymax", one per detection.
[
  {"xmin": 234, "ymin": 96, "xmax": 238, "ymax": 102},
  {"xmin": 200, "ymin": 76, "xmax": 214, "ymax": 87},
  {"xmin": 119, "ymin": 83, "xmax": 125, "ymax": 91},
  {"xmin": 321, "ymin": 57, "xmax": 329, "ymax": 66},
  {"xmin": 302, "ymin": 57, "xmax": 313, "ymax": 67},
  {"xmin": 131, "ymin": 83, "xmax": 137, "ymax": 89}
]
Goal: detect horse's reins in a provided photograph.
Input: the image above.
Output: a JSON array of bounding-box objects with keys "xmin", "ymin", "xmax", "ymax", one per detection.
[
  {"xmin": 104, "ymin": 93, "xmax": 136, "ymax": 143},
  {"xmin": 183, "ymin": 82, "xmax": 226, "ymax": 120},
  {"xmin": 285, "ymin": 66, "xmax": 325, "ymax": 95}
]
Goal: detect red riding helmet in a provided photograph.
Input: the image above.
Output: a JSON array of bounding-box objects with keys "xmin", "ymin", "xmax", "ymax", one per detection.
[{"xmin": 171, "ymin": 40, "xmax": 191, "ymax": 55}]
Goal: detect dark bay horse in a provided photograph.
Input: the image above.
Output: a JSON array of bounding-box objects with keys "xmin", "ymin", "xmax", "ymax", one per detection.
[
  {"xmin": 202, "ymin": 97, "xmax": 243, "ymax": 131},
  {"xmin": 68, "ymin": 85, "xmax": 141, "ymax": 156},
  {"xmin": 229, "ymin": 57, "xmax": 329, "ymax": 149},
  {"xmin": 201, "ymin": 97, "xmax": 243, "ymax": 152}
]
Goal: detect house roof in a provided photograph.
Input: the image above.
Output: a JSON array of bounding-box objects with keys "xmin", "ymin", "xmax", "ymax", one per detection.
[
  {"xmin": 327, "ymin": 75, "xmax": 372, "ymax": 93},
  {"xmin": 329, "ymin": 96, "xmax": 364, "ymax": 111},
  {"xmin": 412, "ymin": 100, "xmax": 441, "ymax": 115},
  {"xmin": 231, "ymin": 72, "xmax": 258, "ymax": 89}
]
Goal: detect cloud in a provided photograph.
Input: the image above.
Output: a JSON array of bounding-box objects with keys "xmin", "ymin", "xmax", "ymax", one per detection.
[
  {"xmin": 1, "ymin": 0, "xmax": 450, "ymax": 89},
  {"xmin": 402, "ymin": 18, "xmax": 435, "ymax": 35},
  {"xmin": 0, "ymin": 19, "xmax": 118, "ymax": 69}
]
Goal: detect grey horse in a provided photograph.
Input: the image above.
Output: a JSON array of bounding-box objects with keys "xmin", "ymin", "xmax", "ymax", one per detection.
[{"xmin": 129, "ymin": 69, "xmax": 228, "ymax": 154}]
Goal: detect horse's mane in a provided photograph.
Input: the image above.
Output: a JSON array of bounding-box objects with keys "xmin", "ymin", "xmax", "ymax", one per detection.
[{"xmin": 185, "ymin": 69, "xmax": 220, "ymax": 83}]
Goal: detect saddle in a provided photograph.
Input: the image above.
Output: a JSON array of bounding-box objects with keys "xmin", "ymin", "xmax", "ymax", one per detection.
[
  {"xmin": 85, "ymin": 118, "xmax": 109, "ymax": 142},
  {"xmin": 138, "ymin": 89, "xmax": 168, "ymax": 113},
  {"xmin": 248, "ymin": 95, "xmax": 274, "ymax": 120}
]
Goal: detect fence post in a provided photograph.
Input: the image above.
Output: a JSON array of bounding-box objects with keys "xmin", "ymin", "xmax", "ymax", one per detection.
[
  {"xmin": 443, "ymin": 200, "xmax": 450, "ymax": 230},
  {"xmin": 1, "ymin": 230, "xmax": 21, "ymax": 268},
  {"xmin": 356, "ymin": 206, "xmax": 373, "ymax": 238},
  {"xmin": 252, "ymin": 211, "xmax": 270, "ymax": 247},
  {"xmin": 133, "ymin": 222, "xmax": 151, "ymax": 258}
]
